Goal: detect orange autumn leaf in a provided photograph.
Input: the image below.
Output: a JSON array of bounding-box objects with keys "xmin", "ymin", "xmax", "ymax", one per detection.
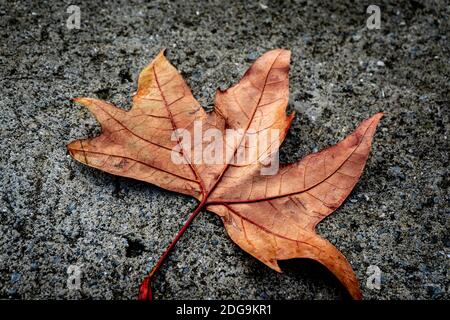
[{"xmin": 67, "ymin": 49, "xmax": 383, "ymax": 300}]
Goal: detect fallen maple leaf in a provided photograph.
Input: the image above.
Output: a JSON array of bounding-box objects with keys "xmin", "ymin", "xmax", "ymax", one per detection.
[{"xmin": 68, "ymin": 49, "xmax": 383, "ymax": 300}]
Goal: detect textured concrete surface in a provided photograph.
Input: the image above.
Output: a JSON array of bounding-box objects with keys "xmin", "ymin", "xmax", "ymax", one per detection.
[{"xmin": 0, "ymin": 0, "xmax": 448, "ymax": 299}]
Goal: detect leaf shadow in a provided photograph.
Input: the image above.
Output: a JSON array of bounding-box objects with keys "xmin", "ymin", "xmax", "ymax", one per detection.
[{"xmin": 277, "ymin": 258, "xmax": 353, "ymax": 300}]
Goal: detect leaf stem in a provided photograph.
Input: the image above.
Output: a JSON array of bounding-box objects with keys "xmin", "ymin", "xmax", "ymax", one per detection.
[{"xmin": 138, "ymin": 198, "xmax": 207, "ymax": 300}]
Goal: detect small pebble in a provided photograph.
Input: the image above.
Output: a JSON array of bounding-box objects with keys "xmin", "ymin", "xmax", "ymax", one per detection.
[
  {"xmin": 259, "ymin": 3, "xmax": 268, "ymax": 10},
  {"xmin": 352, "ymin": 33, "xmax": 362, "ymax": 42},
  {"xmin": 11, "ymin": 272, "xmax": 21, "ymax": 284},
  {"xmin": 246, "ymin": 52, "xmax": 258, "ymax": 62},
  {"xmin": 67, "ymin": 202, "xmax": 77, "ymax": 214}
]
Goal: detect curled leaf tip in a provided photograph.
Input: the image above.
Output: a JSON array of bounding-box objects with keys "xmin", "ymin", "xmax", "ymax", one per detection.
[{"xmin": 72, "ymin": 97, "xmax": 93, "ymax": 105}]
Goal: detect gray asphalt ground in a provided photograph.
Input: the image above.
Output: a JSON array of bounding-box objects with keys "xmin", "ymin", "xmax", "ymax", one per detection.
[{"xmin": 0, "ymin": 0, "xmax": 448, "ymax": 299}]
